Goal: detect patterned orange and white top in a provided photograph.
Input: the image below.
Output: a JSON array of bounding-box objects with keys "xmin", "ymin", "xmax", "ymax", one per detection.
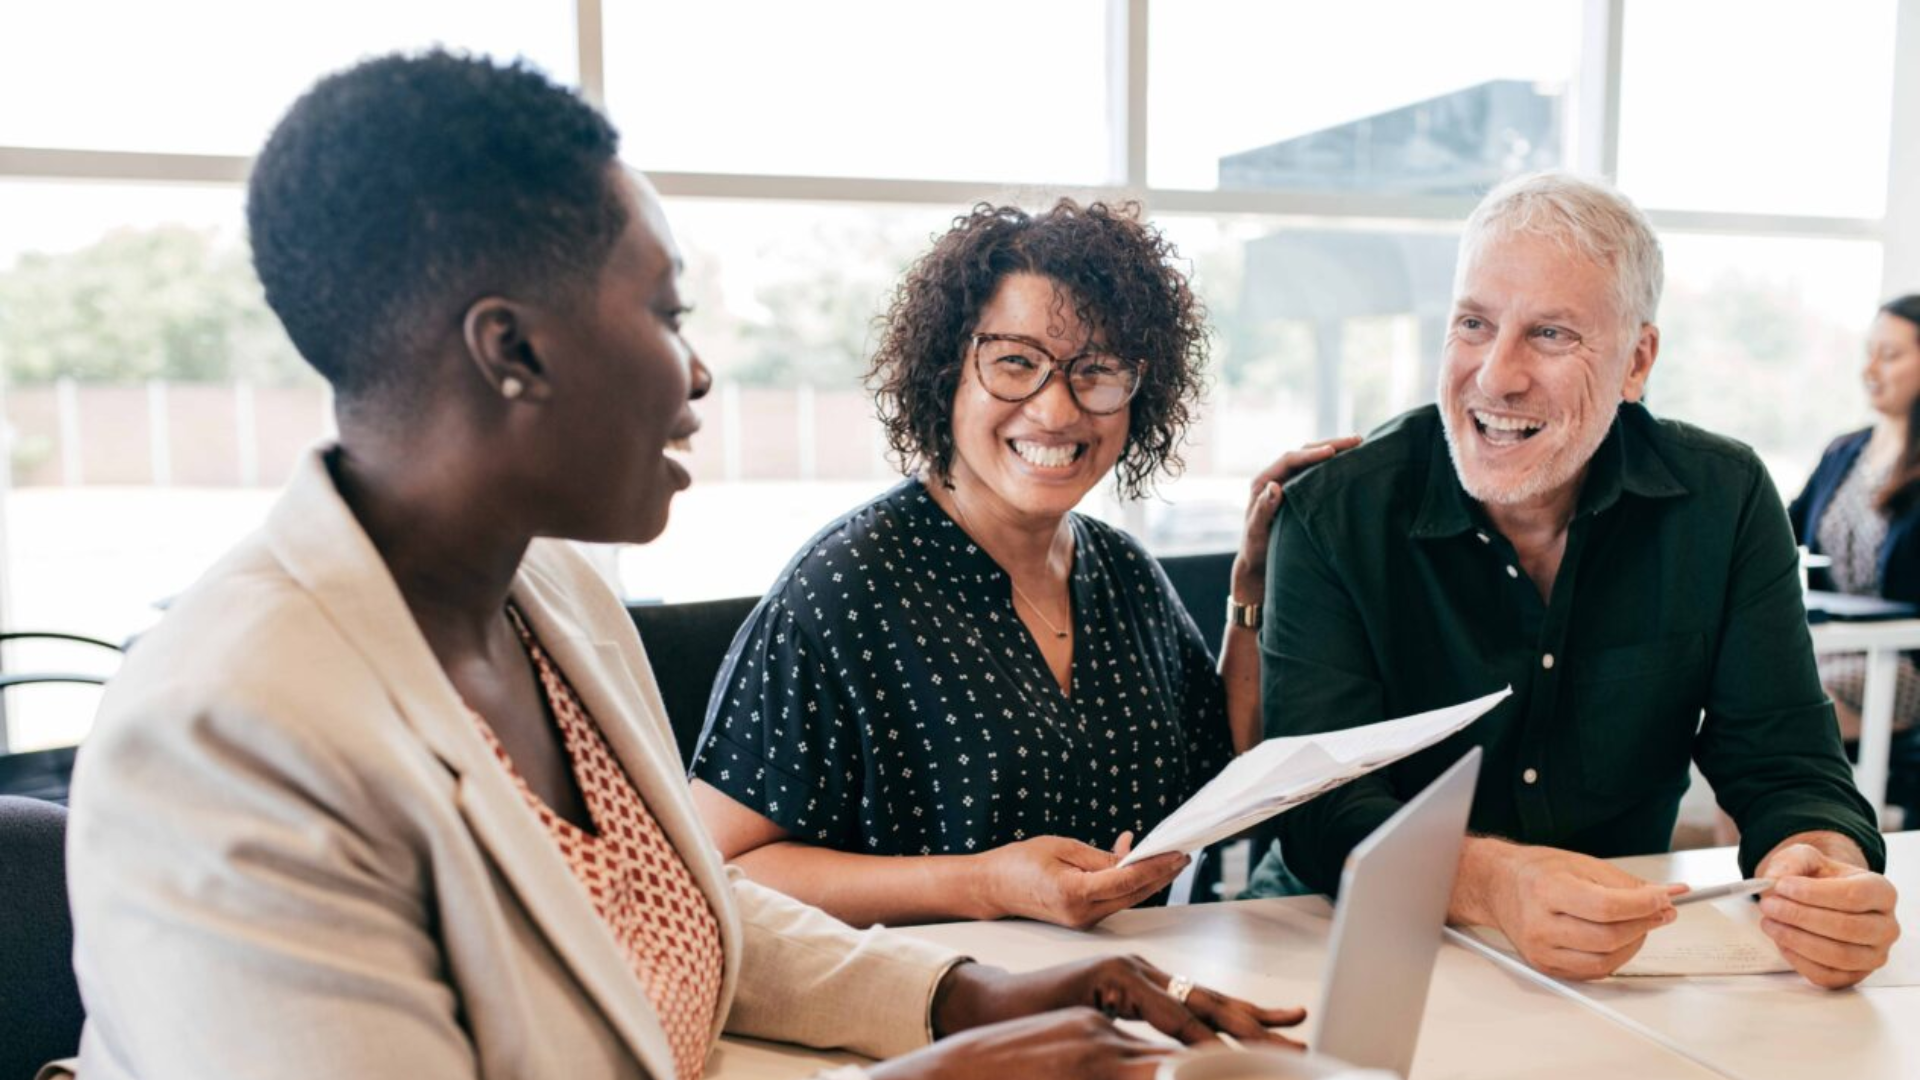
[{"xmin": 472, "ymin": 607, "xmax": 725, "ymax": 1080}]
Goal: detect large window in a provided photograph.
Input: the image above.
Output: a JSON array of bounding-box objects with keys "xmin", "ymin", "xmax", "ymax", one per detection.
[
  {"xmin": 0, "ymin": 1, "xmax": 576, "ymax": 155},
  {"xmin": 0, "ymin": 181, "xmax": 319, "ymax": 749},
  {"xmin": 605, "ymin": 1, "xmax": 1111, "ymax": 184},
  {"xmin": 3, "ymin": 0, "xmax": 1914, "ymax": 750},
  {"xmin": 1618, "ymin": 0, "xmax": 1897, "ymax": 218},
  {"xmin": 1149, "ymin": 1, "xmax": 1581, "ymax": 193},
  {"xmin": 616, "ymin": 198, "xmax": 951, "ymax": 602},
  {"xmin": 1655, "ymin": 235, "xmax": 1886, "ymax": 483}
]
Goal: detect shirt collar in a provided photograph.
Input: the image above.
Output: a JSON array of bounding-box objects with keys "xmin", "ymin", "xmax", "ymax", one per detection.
[{"xmin": 1410, "ymin": 403, "xmax": 1689, "ymax": 541}]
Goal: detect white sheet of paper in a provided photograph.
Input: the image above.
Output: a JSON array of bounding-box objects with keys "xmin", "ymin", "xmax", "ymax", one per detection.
[
  {"xmin": 1117, "ymin": 685, "xmax": 1512, "ymax": 867},
  {"xmin": 1468, "ymin": 903, "xmax": 1791, "ymax": 977},
  {"xmin": 1633, "ymin": 901, "xmax": 1920, "ymax": 985},
  {"xmin": 1617, "ymin": 904, "xmax": 1792, "ymax": 976}
]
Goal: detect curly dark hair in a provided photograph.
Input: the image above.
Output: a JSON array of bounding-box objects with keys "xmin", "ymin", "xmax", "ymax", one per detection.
[
  {"xmin": 247, "ymin": 50, "xmax": 625, "ymax": 403},
  {"xmin": 866, "ymin": 199, "xmax": 1208, "ymax": 500}
]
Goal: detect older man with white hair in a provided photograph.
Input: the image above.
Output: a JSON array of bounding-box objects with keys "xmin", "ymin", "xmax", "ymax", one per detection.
[{"xmin": 1251, "ymin": 171, "xmax": 1898, "ymax": 987}]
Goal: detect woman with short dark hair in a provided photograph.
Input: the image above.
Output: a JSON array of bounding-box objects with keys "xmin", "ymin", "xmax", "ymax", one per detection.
[
  {"xmin": 56, "ymin": 52, "xmax": 1304, "ymax": 1080},
  {"xmin": 693, "ymin": 201, "xmax": 1349, "ymax": 929}
]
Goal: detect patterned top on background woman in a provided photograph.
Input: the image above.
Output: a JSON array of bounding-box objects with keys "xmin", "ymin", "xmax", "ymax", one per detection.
[{"xmin": 1815, "ymin": 457, "xmax": 1920, "ymax": 728}]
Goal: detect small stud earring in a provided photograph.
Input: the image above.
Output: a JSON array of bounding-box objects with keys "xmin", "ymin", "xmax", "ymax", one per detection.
[{"xmin": 500, "ymin": 376, "xmax": 524, "ymax": 400}]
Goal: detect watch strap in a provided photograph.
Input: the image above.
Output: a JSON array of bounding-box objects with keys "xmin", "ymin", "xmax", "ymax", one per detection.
[{"xmin": 1227, "ymin": 596, "xmax": 1261, "ymax": 630}]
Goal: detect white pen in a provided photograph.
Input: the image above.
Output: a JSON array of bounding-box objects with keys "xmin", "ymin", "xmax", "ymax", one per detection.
[{"xmin": 1672, "ymin": 876, "xmax": 1775, "ymax": 906}]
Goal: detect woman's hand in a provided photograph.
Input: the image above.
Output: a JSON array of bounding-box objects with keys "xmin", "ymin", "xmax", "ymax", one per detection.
[
  {"xmin": 976, "ymin": 835, "xmax": 1188, "ymax": 929},
  {"xmin": 1230, "ymin": 436, "xmax": 1363, "ymax": 606},
  {"xmin": 930, "ymin": 955, "xmax": 1308, "ymax": 1049},
  {"xmin": 867, "ymin": 1007, "xmax": 1170, "ymax": 1080}
]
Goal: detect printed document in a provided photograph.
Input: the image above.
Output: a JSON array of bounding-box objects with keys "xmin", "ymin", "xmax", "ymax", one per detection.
[
  {"xmin": 1468, "ymin": 904, "xmax": 1791, "ymax": 976},
  {"xmin": 1117, "ymin": 686, "xmax": 1512, "ymax": 867},
  {"xmin": 1475, "ymin": 894, "xmax": 1920, "ymax": 983}
]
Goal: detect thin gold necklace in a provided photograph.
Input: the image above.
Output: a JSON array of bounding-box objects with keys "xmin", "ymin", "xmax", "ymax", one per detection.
[{"xmin": 947, "ymin": 492, "xmax": 1071, "ymax": 640}]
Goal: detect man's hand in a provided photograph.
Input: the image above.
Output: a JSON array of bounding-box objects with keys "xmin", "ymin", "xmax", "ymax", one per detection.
[
  {"xmin": 1458, "ymin": 839, "xmax": 1679, "ymax": 980},
  {"xmin": 928, "ymin": 956, "xmax": 1307, "ymax": 1049},
  {"xmin": 975, "ymin": 835, "xmax": 1188, "ymax": 929},
  {"xmin": 1755, "ymin": 842, "xmax": 1901, "ymax": 989}
]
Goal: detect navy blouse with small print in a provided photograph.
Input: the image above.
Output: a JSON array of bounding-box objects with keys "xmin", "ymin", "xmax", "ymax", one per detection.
[{"xmin": 691, "ymin": 478, "xmax": 1232, "ymax": 859}]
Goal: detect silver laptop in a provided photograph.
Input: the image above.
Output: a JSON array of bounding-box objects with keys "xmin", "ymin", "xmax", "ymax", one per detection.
[{"xmin": 1312, "ymin": 746, "xmax": 1482, "ymax": 1079}]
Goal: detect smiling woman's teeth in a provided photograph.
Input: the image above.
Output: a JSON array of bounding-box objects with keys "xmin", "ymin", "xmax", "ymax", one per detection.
[{"xmin": 1013, "ymin": 440, "xmax": 1078, "ymax": 468}]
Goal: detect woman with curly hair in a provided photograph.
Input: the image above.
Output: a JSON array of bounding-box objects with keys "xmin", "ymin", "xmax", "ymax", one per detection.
[{"xmin": 691, "ymin": 200, "xmax": 1353, "ymax": 929}]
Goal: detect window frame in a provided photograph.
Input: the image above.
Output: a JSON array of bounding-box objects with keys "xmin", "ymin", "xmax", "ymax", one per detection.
[
  {"xmin": 1, "ymin": 0, "xmax": 1915, "ymax": 748},
  {"xmin": 4, "ymin": 0, "xmax": 1901, "ymax": 409}
]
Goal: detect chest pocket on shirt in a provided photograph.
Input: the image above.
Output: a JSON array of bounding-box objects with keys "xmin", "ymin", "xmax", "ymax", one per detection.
[{"xmin": 1569, "ymin": 633, "xmax": 1709, "ymax": 797}]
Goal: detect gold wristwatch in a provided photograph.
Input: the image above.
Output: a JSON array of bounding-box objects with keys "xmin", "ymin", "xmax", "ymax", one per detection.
[{"xmin": 1227, "ymin": 596, "xmax": 1262, "ymax": 630}]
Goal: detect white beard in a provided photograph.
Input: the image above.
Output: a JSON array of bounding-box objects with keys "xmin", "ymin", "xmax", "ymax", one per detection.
[{"xmin": 1440, "ymin": 398, "xmax": 1622, "ymax": 507}]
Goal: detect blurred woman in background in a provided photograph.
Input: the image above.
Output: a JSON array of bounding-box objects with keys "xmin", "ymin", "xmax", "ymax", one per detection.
[{"xmin": 1789, "ymin": 294, "xmax": 1920, "ymax": 823}]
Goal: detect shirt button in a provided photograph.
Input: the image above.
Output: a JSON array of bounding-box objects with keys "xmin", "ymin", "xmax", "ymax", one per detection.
[
  {"xmin": 1506, "ymin": 565, "xmax": 1519, "ymax": 579},
  {"xmin": 1523, "ymin": 768, "xmax": 1539, "ymax": 785},
  {"xmin": 1541, "ymin": 653, "xmax": 1555, "ymax": 670},
  {"xmin": 1476, "ymin": 531, "xmax": 1491, "ymax": 544}
]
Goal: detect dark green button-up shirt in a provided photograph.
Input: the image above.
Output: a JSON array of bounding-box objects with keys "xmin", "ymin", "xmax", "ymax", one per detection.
[{"xmin": 1257, "ymin": 403, "xmax": 1884, "ymax": 895}]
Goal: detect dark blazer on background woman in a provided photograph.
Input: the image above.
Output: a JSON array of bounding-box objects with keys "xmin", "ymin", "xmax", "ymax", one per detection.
[{"xmin": 1789, "ymin": 428, "xmax": 1920, "ymax": 603}]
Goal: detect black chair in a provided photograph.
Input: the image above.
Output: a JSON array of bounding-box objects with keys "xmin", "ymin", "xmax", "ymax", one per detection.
[
  {"xmin": 627, "ymin": 596, "xmax": 760, "ymax": 768},
  {"xmin": 0, "ymin": 796, "xmax": 85, "ymax": 1080},
  {"xmin": 1156, "ymin": 551, "xmax": 1236, "ymax": 661},
  {"xmin": 0, "ymin": 746, "xmax": 82, "ymax": 805},
  {"xmin": 1144, "ymin": 551, "xmax": 1252, "ymax": 901},
  {"xmin": 0, "ymin": 632, "xmax": 122, "ymax": 803},
  {"xmin": 0, "ymin": 632, "xmax": 123, "ymax": 654},
  {"xmin": 1892, "ymin": 730, "xmax": 1920, "ymax": 829}
]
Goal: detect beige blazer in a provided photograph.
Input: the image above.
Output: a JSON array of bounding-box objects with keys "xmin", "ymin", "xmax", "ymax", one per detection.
[{"xmin": 58, "ymin": 448, "xmax": 960, "ymax": 1080}]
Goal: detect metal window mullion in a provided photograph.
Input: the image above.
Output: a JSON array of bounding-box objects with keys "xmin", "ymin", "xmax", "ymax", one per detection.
[
  {"xmin": 574, "ymin": 0, "xmax": 605, "ymax": 105},
  {"xmin": 1107, "ymin": 0, "xmax": 1149, "ymax": 193},
  {"xmin": 1570, "ymin": 0, "xmax": 1625, "ymax": 178},
  {"xmin": 1642, "ymin": 209, "xmax": 1883, "ymax": 242},
  {"xmin": 1110, "ymin": 0, "xmax": 1152, "ymax": 542},
  {"xmin": 1882, "ymin": 0, "xmax": 1920, "ymax": 294},
  {"xmin": 0, "ymin": 147, "xmax": 1888, "ymax": 242},
  {"xmin": 0, "ymin": 147, "xmax": 250, "ymax": 184},
  {"xmin": 643, "ymin": 170, "xmax": 1492, "ymax": 223}
]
